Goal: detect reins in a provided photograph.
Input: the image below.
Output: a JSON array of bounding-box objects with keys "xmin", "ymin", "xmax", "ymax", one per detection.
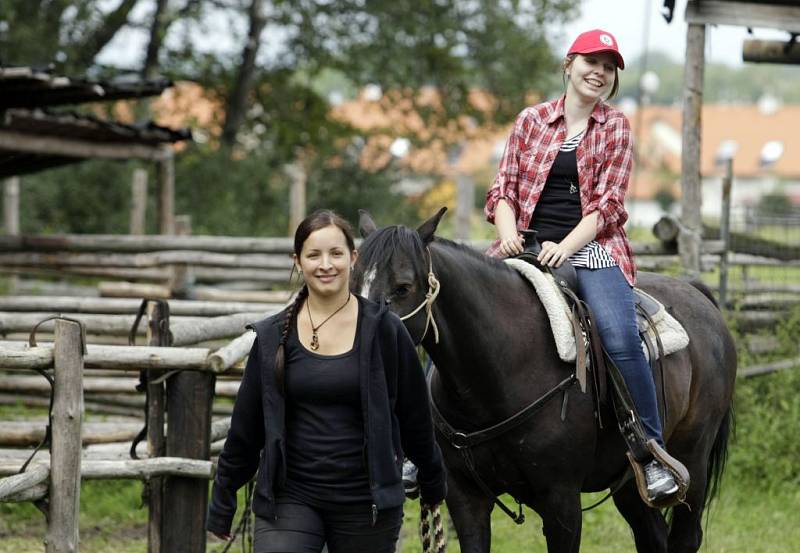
[
  {"xmin": 429, "ymin": 373, "xmax": 578, "ymax": 524},
  {"xmin": 420, "ymin": 503, "xmax": 447, "ymax": 553},
  {"xmin": 398, "ymin": 247, "xmax": 441, "ymax": 344}
]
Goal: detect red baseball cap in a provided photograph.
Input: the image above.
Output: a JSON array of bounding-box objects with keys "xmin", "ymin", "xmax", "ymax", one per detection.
[{"xmin": 567, "ymin": 29, "xmax": 625, "ymax": 70}]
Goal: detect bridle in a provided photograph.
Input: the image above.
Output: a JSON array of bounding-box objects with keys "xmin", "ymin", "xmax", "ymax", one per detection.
[{"xmin": 393, "ymin": 247, "xmax": 441, "ymax": 344}]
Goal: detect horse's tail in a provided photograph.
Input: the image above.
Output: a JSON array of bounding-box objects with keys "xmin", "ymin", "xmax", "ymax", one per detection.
[
  {"xmin": 705, "ymin": 406, "xmax": 733, "ymax": 507},
  {"xmin": 689, "ymin": 279, "xmax": 720, "ymax": 309}
]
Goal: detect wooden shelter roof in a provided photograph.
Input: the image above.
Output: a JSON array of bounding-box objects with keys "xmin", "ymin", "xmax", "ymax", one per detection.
[
  {"xmin": 0, "ymin": 66, "xmax": 173, "ymax": 109},
  {"xmin": 0, "ymin": 66, "xmax": 191, "ymax": 178}
]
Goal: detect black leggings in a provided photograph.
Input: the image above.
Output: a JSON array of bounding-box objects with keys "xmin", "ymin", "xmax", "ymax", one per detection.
[{"xmin": 253, "ymin": 497, "xmax": 403, "ymax": 553}]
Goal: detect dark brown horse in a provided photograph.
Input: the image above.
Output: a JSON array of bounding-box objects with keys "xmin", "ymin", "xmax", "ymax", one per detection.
[{"xmin": 353, "ymin": 209, "xmax": 736, "ymax": 553}]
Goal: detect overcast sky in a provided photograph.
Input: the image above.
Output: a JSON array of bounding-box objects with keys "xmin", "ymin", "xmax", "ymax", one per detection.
[{"xmin": 560, "ymin": 0, "xmax": 790, "ymax": 68}]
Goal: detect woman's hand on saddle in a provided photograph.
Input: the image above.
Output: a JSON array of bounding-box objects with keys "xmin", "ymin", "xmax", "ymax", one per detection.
[
  {"xmin": 538, "ymin": 241, "xmax": 572, "ymax": 268},
  {"xmin": 498, "ymin": 229, "xmax": 524, "ymax": 257}
]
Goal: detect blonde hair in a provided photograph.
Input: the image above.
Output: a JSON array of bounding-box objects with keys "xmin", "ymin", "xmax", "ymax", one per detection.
[{"xmin": 562, "ymin": 54, "xmax": 620, "ymax": 100}]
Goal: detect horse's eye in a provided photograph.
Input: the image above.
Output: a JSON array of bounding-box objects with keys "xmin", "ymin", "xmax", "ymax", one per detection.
[{"xmin": 394, "ymin": 284, "xmax": 411, "ymax": 298}]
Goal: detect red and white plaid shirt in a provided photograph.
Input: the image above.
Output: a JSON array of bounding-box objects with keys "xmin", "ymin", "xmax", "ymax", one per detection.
[{"xmin": 484, "ymin": 95, "xmax": 637, "ymax": 285}]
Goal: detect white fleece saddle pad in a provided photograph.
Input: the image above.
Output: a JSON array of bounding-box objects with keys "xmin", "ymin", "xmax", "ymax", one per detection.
[{"xmin": 504, "ymin": 258, "xmax": 690, "ymax": 363}]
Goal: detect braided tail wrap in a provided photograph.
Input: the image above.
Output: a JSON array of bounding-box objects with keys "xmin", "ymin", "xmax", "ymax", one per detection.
[{"xmin": 420, "ymin": 503, "xmax": 447, "ymax": 553}]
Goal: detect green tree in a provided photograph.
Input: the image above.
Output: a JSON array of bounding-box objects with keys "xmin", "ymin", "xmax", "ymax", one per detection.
[{"xmin": 2, "ymin": 0, "xmax": 580, "ymax": 235}]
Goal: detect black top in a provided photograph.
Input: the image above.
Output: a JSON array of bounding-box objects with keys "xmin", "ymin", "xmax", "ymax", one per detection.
[
  {"xmin": 207, "ymin": 296, "xmax": 447, "ymax": 535},
  {"xmin": 281, "ymin": 313, "xmax": 372, "ymax": 506},
  {"xmin": 529, "ymin": 147, "xmax": 582, "ymax": 243}
]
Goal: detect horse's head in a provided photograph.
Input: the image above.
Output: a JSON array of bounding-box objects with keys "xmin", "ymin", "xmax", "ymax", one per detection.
[{"xmin": 352, "ymin": 207, "xmax": 447, "ymax": 343}]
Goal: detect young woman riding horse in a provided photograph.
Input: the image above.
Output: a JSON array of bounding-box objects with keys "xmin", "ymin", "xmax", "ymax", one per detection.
[
  {"xmin": 485, "ymin": 29, "xmax": 678, "ymax": 503},
  {"xmin": 355, "ymin": 208, "xmax": 735, "ymax": 553}
]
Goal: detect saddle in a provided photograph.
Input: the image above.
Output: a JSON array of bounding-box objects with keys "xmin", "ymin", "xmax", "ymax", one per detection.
[{"xmin": 512, "ymin": 230, "xmax": 690, "ymax": 508}]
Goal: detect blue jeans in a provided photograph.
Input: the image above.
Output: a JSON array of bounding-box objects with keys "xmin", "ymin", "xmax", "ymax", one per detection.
[{"xmin": 576, "ymin": 265, "xmax": 664, "ymax": 446}]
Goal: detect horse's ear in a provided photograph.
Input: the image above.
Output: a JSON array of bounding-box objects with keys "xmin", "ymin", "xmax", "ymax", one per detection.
[
  {"xmin": 417, "ymin": 207, "xmax": 447, "ymax": 245},
  {"xmin": 358, "ymin": 209, "xmax": 378, "ymax": 238}
]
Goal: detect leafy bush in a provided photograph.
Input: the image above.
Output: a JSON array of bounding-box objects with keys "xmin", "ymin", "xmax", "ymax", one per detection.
[{"xmin": 726, "ymin": 307, "xmax": 800, "ymax": 489}]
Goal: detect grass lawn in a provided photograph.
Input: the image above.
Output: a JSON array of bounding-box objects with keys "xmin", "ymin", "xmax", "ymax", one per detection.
[{"xmin": 1, "ymin": 476, "xmax": 798, "ymax": 552}]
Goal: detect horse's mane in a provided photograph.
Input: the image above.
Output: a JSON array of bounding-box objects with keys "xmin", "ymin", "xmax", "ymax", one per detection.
[{"xmin": 358, "ymin": 225, "xmax": 513, "ymax": 274}]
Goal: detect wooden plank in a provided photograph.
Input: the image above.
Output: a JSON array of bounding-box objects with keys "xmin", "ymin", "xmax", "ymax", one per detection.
[
  {"xmin": 740, "ymin": 357, "xmax": 800, "ymax": 378},
  {"xmin": 0, "ymin": 342, "xmax": 213, "ymax": 371},
  {"xmin": 743, "ymin": 39, "xmax": 800, "ymax": 64},
  {"xmin": 0, "ymin": 312, "xmax": 211, "ymax": 336},
  {"xmin": 0, "ymin": 464, "xmax": 49, "ymax": 501},
  {"xmin": 208, "ymin": 331, "xmax": 255, "ymax": 373},
  {"xmin": 0, "ymin": 250, "xmax": 294, "ymax": 269},
  {"xmin": 0, "ymin": 296, "xmax": 279, "ymax": 316},
  {"xmin": 0, "ymin": 130, "xmax": 168, "ymax": 161},
  {"xmin": 678, "ymin": 22, "xmax": 706, "ymax": 279},
  {"xmin": 0, "ymin": 420, "xmax": 142, "ymax": 447},
  {"xmin": 98, "ymin": 281, "xmax": 171, "ymax": 299},
  {"xmin": 46, "ymin": 319, "xmax": 84, "ymax": 553},
  {"xmin": 0, "ymin": 374, "xmax": 239, "ymax": 396},
  {"xmin": 686, "ymin": 1, "xmax": 800, "ymax": 33},
  {"xmin": 170, "ymin": 312, "xmax": 265, "ymax": 346},
  {"xmin": 0, "ymin": 234, "xmax": 295, "ymax": 254},
  {"xmin": 2, "ymin": 482, "xmax": 48, "ymax": 502},
  {"xmin": 0, "ymin": 458, "xmax": 214, "ymax": 479}
]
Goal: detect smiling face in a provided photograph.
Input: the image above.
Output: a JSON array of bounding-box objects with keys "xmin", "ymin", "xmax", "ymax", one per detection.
[
  {"xmin": 565, "ymin": 52, "xmax": 618, "ymax": 102},
  {"xmin": 295, "ymin": 224, "xmax": 357, "ymax": 299}
]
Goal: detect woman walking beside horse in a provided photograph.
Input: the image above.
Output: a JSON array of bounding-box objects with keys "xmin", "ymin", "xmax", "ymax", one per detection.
[
  {"xmin": 207, "ymin": 210, "xmax": 446, "ymax": 553},
  {"xmin": 486, "ymin": 28, "xmax": 681, "ymax": 504}
]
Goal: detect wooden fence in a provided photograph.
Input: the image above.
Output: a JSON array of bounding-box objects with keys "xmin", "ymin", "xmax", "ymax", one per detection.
[{"xmin": 0, "ymin": 297, "xmax": 277, "ymax": 553}]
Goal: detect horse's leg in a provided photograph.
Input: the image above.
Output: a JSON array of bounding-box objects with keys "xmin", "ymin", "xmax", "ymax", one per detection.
[
  {"xmin": 445, "ymin": 470, "xmax": 493, "ymax": 553},
  {"xmin": 611, "ymin": 480, "xmax": 669, "ymax": 553},
  {"xmin": 665, "ymin": 449, "xmax": 710, "ymax": 553},
  {"xmin": 531, "ymin": 489, "xmax": 582, "ymax": 553}
]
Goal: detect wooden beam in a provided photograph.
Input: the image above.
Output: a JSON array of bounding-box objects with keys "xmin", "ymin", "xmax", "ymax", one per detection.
[
  {"xmin": 0, "ymin": 464, "xmax": 49, "ymax": 502},
  {"xmin": 743, "ymin": 39, "xmax": 800, "ymax": 64},
  {"xmin": 0, "ymin": 458, "xmax": 214, "ymax": 480},
  {"xmin": 679, "ymin": 22, "xmax": 706, "ymax": 279},
  {"xmin": 207, "ymin": 330, "xmax": 255, "ymax": 373},
  {"xmin": 686, "ymin": 0, "xmax": 800, "ymax": 33},
  {"xmin": 46, "ymin": 319, "xmax": 84, "ymax": 553},
  {"xmin": 0, "ymin": 130, "xmax": 169, "ymax": 162},
  {"xmin": 0, "ymin": 296, "xmax": 278, "ymax": 316},
  {"xmin": 0, "ymin": 233, "xmax": 295, "ymax": 253},
  {"xmin": 0, "ymin": 342, "xmax": 213, "ymax": 371}
]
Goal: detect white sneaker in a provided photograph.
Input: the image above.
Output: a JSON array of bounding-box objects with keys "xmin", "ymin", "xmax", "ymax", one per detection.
[{"xmin": 644, "ymin": 459, "xmax": 678, "ymax": 501}]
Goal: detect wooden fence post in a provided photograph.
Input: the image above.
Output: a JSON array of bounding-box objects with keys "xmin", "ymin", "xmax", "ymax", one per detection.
[
  {"xmin": 146, "ymin": 301, "xmax": 170, "ymax": 553},
  {"xmin": 158, "ymin": 148, "xmax": 175, "ymax": 236},
  {"xmin": 45, "ymin": 319, "xmax": 85, "ymax": 553},
  {"xmin": 3, "ymin": 176, "xmax": 20, "ymax": 292},
  {"xmin": 130, "ymin": 169, "xmax": 148, "ymax": 235},
  {"xmin": 162, "ymin": 368, "xmax": 215, "ymax": 552},
  {"xmin": 679, "ymin": 22, "xmax": 706, "ymax": 278},
  {"xmin": 718, "ymin": 158, "xmax": 733, "ymax": 308}
]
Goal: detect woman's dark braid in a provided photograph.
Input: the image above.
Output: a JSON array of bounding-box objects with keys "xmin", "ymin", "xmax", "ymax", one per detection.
[{"xmin": 274, "ymin": 285, "xmax": 308, "ymax": 393}]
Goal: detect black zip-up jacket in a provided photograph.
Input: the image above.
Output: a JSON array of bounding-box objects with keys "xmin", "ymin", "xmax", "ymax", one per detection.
[{"xmin": 207, "ymin": 295, "xmax": 447, "ymax": 535}]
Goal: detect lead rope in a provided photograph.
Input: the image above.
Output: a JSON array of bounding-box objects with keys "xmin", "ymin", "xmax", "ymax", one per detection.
[
  {"xmin": 399, "ymin": 247, "xmax": 441, "ymax": 344},
  {"xmin": 420, "ymin": 503, "xmax": 447, "ymax": 553}
]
